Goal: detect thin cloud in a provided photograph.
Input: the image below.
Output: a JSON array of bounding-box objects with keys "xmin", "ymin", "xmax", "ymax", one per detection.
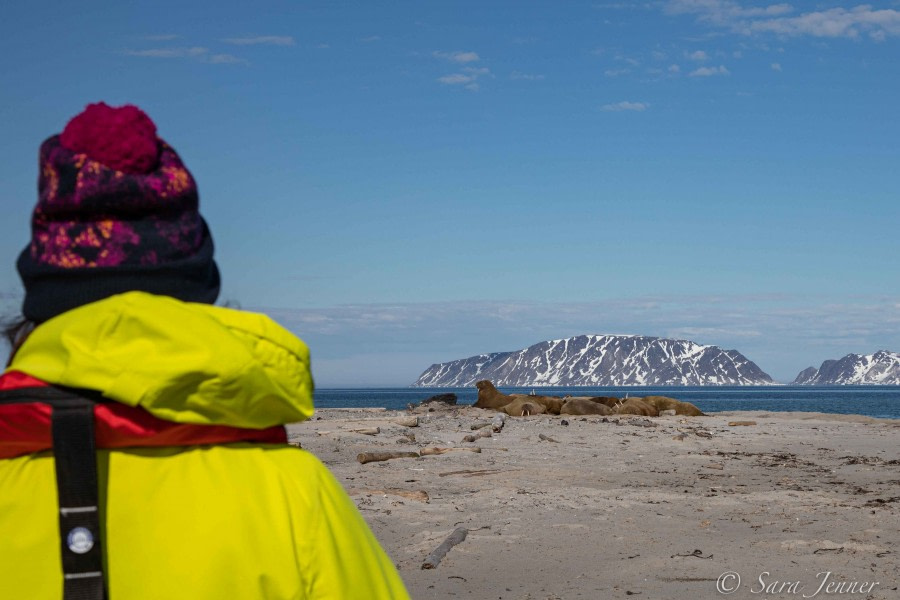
[
  {"xmin": 666, "ymin": 1, "xmax": 900, "ymax": 41},
  {"xmin": 438, "ymin": 74, "xmax": 475, "ymax": 85},
  {"xmin": 261, "ymin": 294, "xmax": 900, "ymax": 383},
  {"xmin": 143, "ymin": 34, "xmax": 179, "ymax": 41},
  {"xmin": 668, "ymin": 63, "xmax": 681, "ymax": 73},
  {"xmin": 600, "ymin": 101, "xmax": 649, "ymax": 111},
  {"xmin": 688, "ymin": 49, "xmax": 709, "ymax": 60},
  {"xmin": 433, "ymin": 50, "xmax": 480, "ymax": 63},
  {"xmin": 771, "ymin": 62, "xmax": 782, "ymax": 71},
  {"xmin": 123, "ymin": 46, "xmax": 248, "ymax": 65},
  {"xmin": 360, "ymin": 35, "xmax": 381, "ymax": 43},
  {"xmin": 222, "ymin": 36, "xmax": 296, "ymax": 46},
  {"xmin": 689, "ymin": 64, "xmax": 729, "ymax": 76},
  {"xmin": 510, "ymin": 71, "xmax": 545, "ymax": 81},
  {"xmin": 207, "ymin": 53, "xmax": 248, "ymax": 64},
  {"xmin": 124, "ymin": 47, "xmax": 208, "ymax": 58},
  {"xmin": 437, "ymin": 63, "xmax": 491, "ymax": 91}
]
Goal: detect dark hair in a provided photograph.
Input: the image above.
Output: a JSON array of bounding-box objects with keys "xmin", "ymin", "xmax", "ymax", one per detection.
[{"xmin": 3, "ymin": 316, "xmax": 35, "ymax": 367}]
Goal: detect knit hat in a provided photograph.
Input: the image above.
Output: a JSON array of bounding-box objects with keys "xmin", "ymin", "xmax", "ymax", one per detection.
[{"xmin": 17, "ymin": 102, "xmax": 220, "ymax": 322}]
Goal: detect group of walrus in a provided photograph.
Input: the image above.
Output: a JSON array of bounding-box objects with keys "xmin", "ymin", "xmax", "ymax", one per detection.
[{"xmin": 473, "ymin": 380, "xmax": 705, "ymax": 417}]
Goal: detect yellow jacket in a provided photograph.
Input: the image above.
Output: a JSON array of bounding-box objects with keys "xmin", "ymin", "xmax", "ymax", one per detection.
[{"xmin": 0, "ymin": 292, "xmax": 409, "ymax": 600}]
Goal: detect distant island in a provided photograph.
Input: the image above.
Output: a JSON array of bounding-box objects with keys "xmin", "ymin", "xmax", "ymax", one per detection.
[
  {"xmin": 412, "ymin": 334, "xmax": 774, "ymax": 387},
  {"xmin": 793, "ymin": 350, "xmax": 900, "ymax": 385}
]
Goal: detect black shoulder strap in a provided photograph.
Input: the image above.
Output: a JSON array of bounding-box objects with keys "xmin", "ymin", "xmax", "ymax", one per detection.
[{"xmin": 50, "ymin": 392, "xmax": 108, "ymax": 600}]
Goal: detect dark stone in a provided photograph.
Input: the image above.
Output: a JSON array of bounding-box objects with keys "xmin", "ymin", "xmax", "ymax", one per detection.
[
  {"xmin": 422, "ymin": 393, "xmax": 457, "ymax": 406},
  {"xmin": 406, "ymin": 393, "xmax": 457, "ymax": 411}
]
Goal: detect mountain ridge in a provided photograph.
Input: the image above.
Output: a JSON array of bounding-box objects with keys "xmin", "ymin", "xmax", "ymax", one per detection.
[
  {"xmin": 412, "ymin": 334, "xmax": 774, "ymax": 387},
  {"xmin": 792, "ymin": 350, "xmax": 900, "ymax": 385}
]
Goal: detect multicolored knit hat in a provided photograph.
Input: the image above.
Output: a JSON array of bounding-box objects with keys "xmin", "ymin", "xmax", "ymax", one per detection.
[{"xmin": 17, "ymin": 102, "xmax": 220, "ymax": 322}]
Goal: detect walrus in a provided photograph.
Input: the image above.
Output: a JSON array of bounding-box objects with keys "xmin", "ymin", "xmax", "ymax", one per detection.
[
  {"xmin": 474, "ymin": 380, "xmax": 515, "ymax": 410},
  {"xmin": 614, "ymin": 397, "xmax": 659, "ymax": 417},
  {"xmin": 502, "ymin": 397, "xmax": 548, "ymax": 417},
  {"xmin": 509, "ymin": 394, "xmax": 563, "ymax": 415},
  {"xmin": 642, "ymin": 395, "xmax": 706, "ymax": 416},
  {"xmin": 560, "ymin": 398, "xmax": 613, "ymax": 416},
  {"xmin": 589, "ymin": 396, "xmax": 622, "ymax": 408}
]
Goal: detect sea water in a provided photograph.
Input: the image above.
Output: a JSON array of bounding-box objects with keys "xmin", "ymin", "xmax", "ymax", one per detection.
[{"xmin": 313, "ymin": 385, "xmax": 900, "ymax": 419}]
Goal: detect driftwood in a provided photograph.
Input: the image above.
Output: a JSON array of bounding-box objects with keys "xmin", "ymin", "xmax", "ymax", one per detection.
[
  {"xmin": 356, "ymin": 451, "xmax": 420, "ymax": 464},
  {"xmin": 347, "ymin": 488, "xmax": 430, "ymax": 503},
  {"xmin": 394, "ymin": 416, "xmax": 419, "ymax": 427},
  {"xmin": 462, "ymin": 429, "xmax": 492, "ymax": 443},
  {"xmin": 491, "ymin": 413, "xmax": 507, "ymax": 432},
  {"xmin": 470, "ymin": 421, "xmax": 492, "ymax": 430},
  {"xmin": 349, "ymin": 427, "xmax": 381, "ymax": 435},
  {"xmin": 420, "ymin": 447, "xmax": 482, "ymax": 456},
  {"xmin": 538, "ymin": 433, "xmax": 559, "ymax": 443},
  {"xmin": 438, "ymin": 469, "xmax": 505, "ymax": 477},
  {"xmin": 728, "ymin": 421, "xmax": 757, "ymax": 427},
  {"xmin": 422, "ymin": 527, "xmax": 468, "ymax": 569}
]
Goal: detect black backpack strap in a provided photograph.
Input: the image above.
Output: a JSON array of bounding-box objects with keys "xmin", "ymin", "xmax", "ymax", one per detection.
[{"xmin": 51, "ymin": 394, "xmax": 108, "ymax": 600}]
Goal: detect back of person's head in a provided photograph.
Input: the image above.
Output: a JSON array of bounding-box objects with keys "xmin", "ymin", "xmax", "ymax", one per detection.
[{"xmin": 17, "ymin": 102, "xmax": 220, "ymax": 323}]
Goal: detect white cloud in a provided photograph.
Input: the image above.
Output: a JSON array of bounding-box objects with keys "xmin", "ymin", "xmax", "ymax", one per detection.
[
  {"xmin": 125, "ymin": 47, "xmax": 204, "ymax": 58},
  {"xmin": 689, "ymin": 64, "xmax": 729, "ymax": 76},
  {"xmin": 749, "ymin": 7, "xmax": 900, "ymax": 39},
  {"xmin": 437, "ymin": 61, "xmax": 491, "ymax": 91},
  {"xmin": 222, "ymin": 36, "xmax": 296, "ymax": 46},
  {"xmin": 771, "ymin": 62, "xmax": 782, "ymax": 71},
  {"xmin": 665, "ymin": 1, "xmax": 900, "ymax": 41},
  {"xmin": 433, "ymin": 50, "xmax": 480, "ymax": 63},
  {"xmin": 616, "ymin": 53, "xmax": 641, "ymax": 66},
  {"xmin": 510, "ymin": 71, "xmax": 545, "ymax": 81},
  {"xmin": 438, "ymin": 73, "xmax": 475, "ymax": 85},
  {"xmin": 360, "ymin": 35, "xmax": 381, "ymax": 43},
  {"xmin": 668, "ymin": 63, "xmax": 681, "ymax": 73},
  {"xmin": 208, "ymin": 53, "xmax": 248, "ymax": 64},
  {"xmin": 666, "ymin": 1, "xmax": 796, "ymax": 23},
  {"xmin": 600, "ymin": 101, "xmax": 650, "ymax": 111},
  {"xmin": 604, "ymin": 68, "xmax": 630, "ymax": 77},
  {"xmin": 688, "ymin": 49, "xmax": 709, "ymax": 60},
  {"xmin": 124, "ymin": 46, "xmax": 248, "ymax": 65}
]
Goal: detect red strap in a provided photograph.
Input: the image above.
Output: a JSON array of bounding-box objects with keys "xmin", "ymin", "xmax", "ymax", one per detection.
[
  {"xmin": 0, "ymin": 371, "xmax": 47, "ymax": 391},
  {"xmin": 0, "ymin": 372, "xmax": 288, "ymax": 459}
]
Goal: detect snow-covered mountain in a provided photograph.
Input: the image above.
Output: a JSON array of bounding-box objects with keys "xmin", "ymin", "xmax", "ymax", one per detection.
[
  {"xmin": 412, "ymin": 334, "xmax": 773, "ymax": 387},
  {"xmin": 792, "ymin": 350, "xmax": 900, "ymax": 385}
]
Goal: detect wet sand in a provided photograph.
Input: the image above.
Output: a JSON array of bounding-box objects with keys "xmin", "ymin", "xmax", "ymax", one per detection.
[{"xmin": 288, "ymin": 407, "xmax": 900, "ymax": 599}]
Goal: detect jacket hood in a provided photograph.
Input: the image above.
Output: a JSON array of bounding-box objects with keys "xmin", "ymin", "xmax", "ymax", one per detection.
[{"xmin": 5, "ymin": 292, "xmax": 314, "ymax": 428}]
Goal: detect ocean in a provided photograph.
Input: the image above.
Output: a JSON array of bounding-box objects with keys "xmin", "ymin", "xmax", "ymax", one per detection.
[{"xmin": 314, "ymin": 385, "xmax": 900, "ymax": 419}]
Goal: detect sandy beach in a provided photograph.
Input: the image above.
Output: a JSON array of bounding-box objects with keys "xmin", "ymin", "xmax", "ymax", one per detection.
[{"xmin": 289, "ymin": 405, "xmax": 900, "ymax": 599}]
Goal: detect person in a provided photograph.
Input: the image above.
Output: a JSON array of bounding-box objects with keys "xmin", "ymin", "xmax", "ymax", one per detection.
[{"xmin": 0, "ymin": 103, "xmax": 410, "ymax": 600}]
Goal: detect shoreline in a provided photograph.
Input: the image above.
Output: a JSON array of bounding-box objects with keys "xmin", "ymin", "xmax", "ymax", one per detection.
[
  {"xmin": 312, "ymin": 386, "xmax": 900, "ymax": 420},
  {"xmin": 291, "ymin": 407, "xmax": 899, "ymax": 599}
]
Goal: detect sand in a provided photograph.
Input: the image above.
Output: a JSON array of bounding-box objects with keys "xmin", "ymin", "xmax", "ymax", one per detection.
[{"xmin": 288, "ymin": 406, "xmax": 900, "ymax": 599}]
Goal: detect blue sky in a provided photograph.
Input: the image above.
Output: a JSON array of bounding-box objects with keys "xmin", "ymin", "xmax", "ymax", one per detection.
[{"xmin": 2, "ymin": 1, "xmax": 899, "ymax": 385}]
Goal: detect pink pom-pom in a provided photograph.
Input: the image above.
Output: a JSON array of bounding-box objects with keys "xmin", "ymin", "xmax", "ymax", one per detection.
[{"xmin": 60, "ymin": 102, "xmax": 159, "ymax": 173}]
